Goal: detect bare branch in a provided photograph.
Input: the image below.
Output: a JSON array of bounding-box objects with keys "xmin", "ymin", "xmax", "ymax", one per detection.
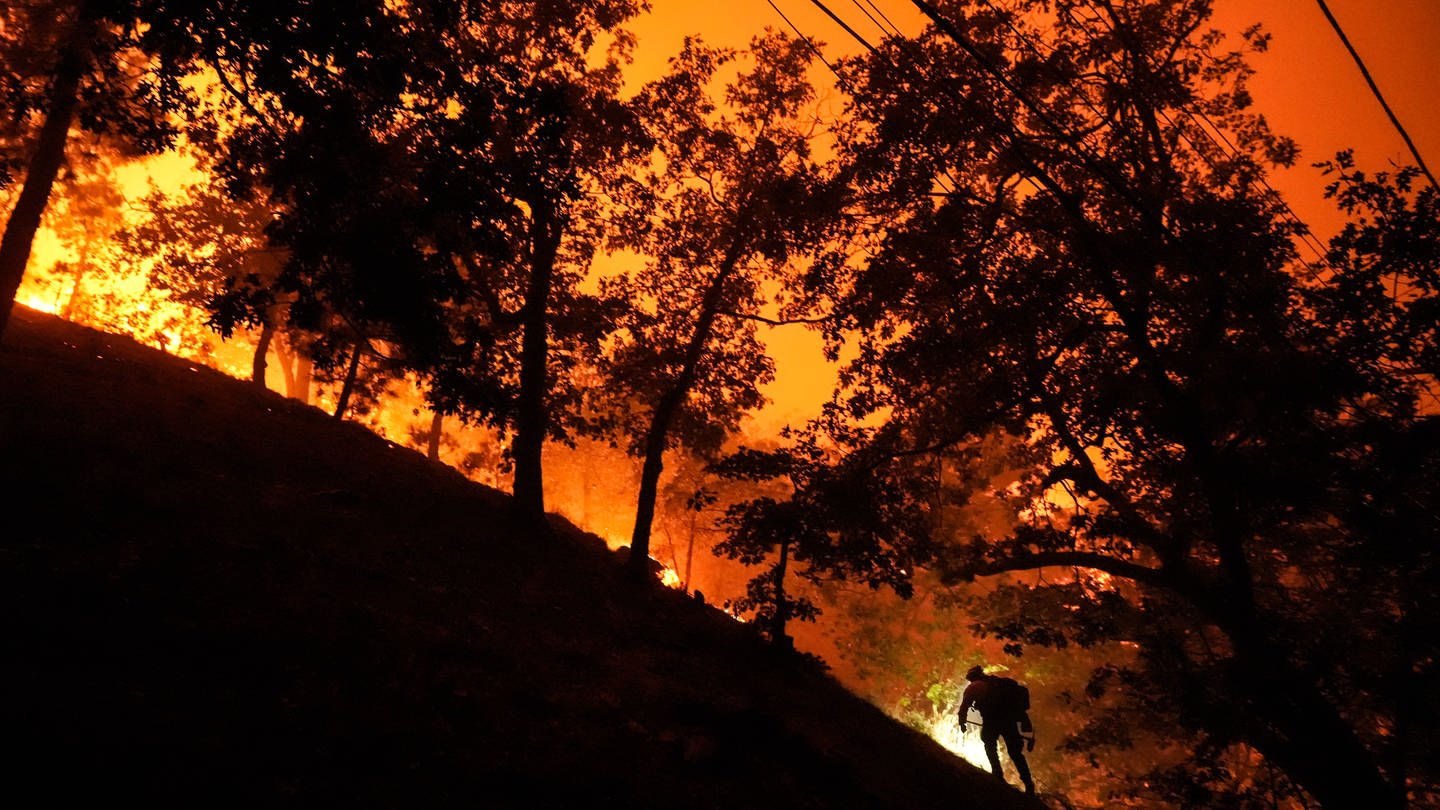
[
  {"xmin": 718, "ymin": 309, "xmax": 833, "ymax": 326},
  {"xmin": 207, "ymin": 53, "xmax": 281, "ymax": 139},
  {"xmin": 966, "ymin": 549, "xmax": 1171, "ymax": 591}
]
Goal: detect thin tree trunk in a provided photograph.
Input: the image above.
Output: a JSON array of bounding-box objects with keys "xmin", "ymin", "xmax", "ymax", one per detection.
[
  {"xmin": 60, "ymin": 261, "xmax": 86, "ymax": 321},
  {"xmin": 333, "ymin": 340, "xmax": 362, "ymax": 420},
  {"xmin": 627, "ymin": 236, "xmax": 747, "ymax": 583},
  {"xmin": 426, "ymin": 410, "xmax": 443, "ymax": 461},
  {"xmin": 293, "ymin": 355, "xmax": 312, "ymax": 404},
  {"xmin": 683, "ymin": 507, "xmax": 698, "ymax": 592},
  {"xmin": 277, "ymin": 336, "xmax": 297, "ymax": 394},
  {"xmin": 580, "ymin": 449, "xmax": 592, "ymax": 525},
  {"xmin": 0, "ymin": 10, "xmax": 93, "ymax": 342},
  {"xmin": 252, "ymin": 320, "xmax": 275, "ymax": 388},
  {"xmin": 512, "ymin": 202, "xmax": 561, "ymax": 520},
  {"xmin": 773, "ymin": 538, "xmax": 793, "ymax": 649}
]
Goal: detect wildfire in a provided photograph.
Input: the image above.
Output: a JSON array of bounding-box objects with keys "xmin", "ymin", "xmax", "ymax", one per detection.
[
  {"xmin": 22, "ymin": 294, "xmax": 59, "ymax": 315},
  {"xmin": 928, "ymin": 710, "xmax": 999, "ymax": 773}
]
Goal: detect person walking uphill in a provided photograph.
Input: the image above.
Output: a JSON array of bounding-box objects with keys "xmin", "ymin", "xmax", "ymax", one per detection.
[{"xmin": 958, "ymin": 664, "xmax": 1036, "ymax": 795}]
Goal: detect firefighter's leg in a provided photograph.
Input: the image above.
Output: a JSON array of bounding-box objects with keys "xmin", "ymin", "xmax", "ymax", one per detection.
[
  {"xmin": 1001, "ymin": 725, "xmax": 1035, "ymax": 794},
  {"xmin": 980, "ymin": 725, "xmax": 1004, "ymax": 779}
]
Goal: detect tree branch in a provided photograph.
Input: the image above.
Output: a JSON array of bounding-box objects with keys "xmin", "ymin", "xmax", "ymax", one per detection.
[
  {"xmin": 718, "ymin": 309, "xmax": 833, "ymax": 326},
  {"xmin": 965, "ymin": 549, "xmax": 1172, "ymax": 591},
  {"xmin": 207, "ymin": 52, "xmax": 282, "ymax": 139}
]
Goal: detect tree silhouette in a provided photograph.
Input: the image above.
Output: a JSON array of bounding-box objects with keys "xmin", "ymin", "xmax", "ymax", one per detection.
[
  {"xmin": 603, "ymin": 31, "xmax": 847, "ymax": 582},
  {"xmin": 711, "ymin": 418, "xmax": 932, "ymax": 648},
  {"xmin": 0, "ymin": 0, "xmax": 194, "ymax": 340},
  {"xmin": 118, "ymin": 168, "xmax": 289, "ymax": 386},
  {"xmin": 772, "ymin": 0, "xmax": 1429, "ymax": 804},
  {"xmin": 395, "ymin": 1, "xmax": 649, "ymax": 519},
  {"xmin": 0, "ymin": 0, "xmax": 412, "ymax": 346}
]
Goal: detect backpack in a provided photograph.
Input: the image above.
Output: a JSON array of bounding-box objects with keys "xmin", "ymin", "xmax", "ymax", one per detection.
[{"xmin": 986, "ymin": 676, "xmax": 1031, "ymax": 717}]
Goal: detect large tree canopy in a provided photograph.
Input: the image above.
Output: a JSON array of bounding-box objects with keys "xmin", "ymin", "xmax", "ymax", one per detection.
[
  {"xmin": 729, "ymin": 0, "xmax": 1437, "ymax": 805},
  {"xmin": 0, "ymin": 0, "xmax": 201, "ymax": 338},
  {"xmin": 601, "ymin": 31, "xmax": 849, "ymax": 582},
  {"xmin": 209, "ymin": 0, "xmax": 651, "ymax": 515},
  {"xmin": 10, "ymin": 1, "xmax": 1436, "ymax": 804}
]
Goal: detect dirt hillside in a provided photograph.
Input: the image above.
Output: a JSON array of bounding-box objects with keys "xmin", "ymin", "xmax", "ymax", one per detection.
[{"xmin": 1, "ymin": 305, "xmax": 1042, "ymax": 809}]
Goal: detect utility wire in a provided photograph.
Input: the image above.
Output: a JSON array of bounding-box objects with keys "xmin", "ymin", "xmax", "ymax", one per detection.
[
  {"xmin": 1315, "ymin": 0, "xmax": 1438, "ymax": 190},
  {"xmin": 848, "ymin": 0, "xmax": 895, "ymax": 40},
  {"xmin": 766, "ymin": 0, "xmax": 959, "ymax": 195},
  {"xmin": 1039, "ymin": 0, "xmax": 1330, "ymax": 274},
  {"xmin": 859, "ymin": 0, "xmax": 902, "ymax": 37},
  {"xmin": 808, "ymin": 0, "xmax": 878, "ymax": 54},
  {"xmin": 766, "ymin": 0, "xmax": 845, "ymax": 84}
]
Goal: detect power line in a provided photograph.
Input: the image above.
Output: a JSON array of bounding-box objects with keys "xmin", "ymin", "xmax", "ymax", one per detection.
[
  {"xmin": 807, "ymin": 0, "xmax": 877, "ymax": 55},
  {"xmin": 765, "ymin": 0, "xmax": 845, "ymax": 84},
  {"xmin": 778, "ymin": 0, "xmax": 1328, "ymax": 274},
  {"xmin": 1315, "ymin": 0, "xmax": 1437, "ymax": 190},
  {"xmin": 847, "ymin": 0, "xmax": 895, "ymax": 40},
  {"xmin": 1041, "ymin": 1, "xmax": 1331, "ymax": 273},
  {"xmin": 858, "ymin": 0, "xmax": 902, "ymax": 38}
]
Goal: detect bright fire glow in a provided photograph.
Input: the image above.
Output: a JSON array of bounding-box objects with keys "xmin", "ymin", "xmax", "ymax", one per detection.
[
  {"xmin": 927, "ymin": 711, "xmax": 995, "ymax": 772},
  {"xmin": 657, "ymin": 563, "xmax": 682, "ymax": 589},
  {"xmin": 919, "ymin": 709, "xmax": 1041, "ymax": 791},
  {"xmin": 22, "ymin": 295, "xmax": 59, "ymax": 315}
]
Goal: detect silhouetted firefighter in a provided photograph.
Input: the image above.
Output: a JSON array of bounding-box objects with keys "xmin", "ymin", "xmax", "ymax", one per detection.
[{"xmin": 958, "ymin": 664, "xmax": 1036, "ymax": 795}]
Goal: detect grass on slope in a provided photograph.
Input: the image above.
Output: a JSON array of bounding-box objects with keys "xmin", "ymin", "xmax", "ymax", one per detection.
[{"xmin": 1, "ymin": 305, "xmax": 1039, "ymax": 809}]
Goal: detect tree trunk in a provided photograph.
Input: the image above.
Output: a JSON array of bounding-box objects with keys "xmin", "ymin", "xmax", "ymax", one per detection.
[
  {"xmin": 629, "ymin": 403, "xmax": 676, "ymax": 581},
  {"xmin": 682, "ymin": 508, "xmax": 698, "ymax": 592},
  {"xmin": 293, "ymin": 354, "xmax": 312, "ymax": 404},
  {"xmin": 1252, "ymin": 661, "xmax": 1403, "ymax": 808},
  {"xmin": 277, "ymin": 336, "xmax": 297, "ymax": 395},
  {"xmin": 61, "ymin": 261, "xmax": 86, "ymax": 321},
  {"xmin": 0, "ymin": 11, "xmax": 93, "ymax": 342},
  {"xmin": 1210, "ymin": 607, "xmax": 1406, "ymax": 809},
  {"xmin": 426, "ymin": 410, "xmax": 443, "ymax": 461},
  {"xmin": 626, "ymin": 238, "xmax": 746, "ymax": 582},
  {"xmin": 333, "ymin": 340, "xmax": 362, "ymax": 420},
  {"xmin": 252, "ymin": 320, "xmax": 275, "ymax": 388},
  {"xmin": 511, "ymin": 202, "xmax": 561, "ymax": 520},
  {"xmin": 772, "ymin": 539, "xmax": 793, "ymax": 650}
]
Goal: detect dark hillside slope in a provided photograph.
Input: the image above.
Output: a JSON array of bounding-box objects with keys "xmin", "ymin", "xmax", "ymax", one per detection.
[{"xmin": 1, "ymin": 305, "xmax": 1038, "ymax": 809}]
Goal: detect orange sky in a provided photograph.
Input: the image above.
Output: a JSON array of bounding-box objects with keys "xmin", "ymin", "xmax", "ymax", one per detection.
[
  {"xmin": 630, "ymin": 0, "xmax": 1438, "ymax": 228},
  {"xmin": 34, "ymin": 1, "xmax": 1436, "ymax": 431},
  {"xmin": 623, "ymin": 0, "xmax": 1439, "ymax": 428}
]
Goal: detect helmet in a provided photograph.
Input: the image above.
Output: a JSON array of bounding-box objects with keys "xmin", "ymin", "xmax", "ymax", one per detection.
[{"xmin": 965, "ymin": 665, "xmax": 985, "ymax": 681}]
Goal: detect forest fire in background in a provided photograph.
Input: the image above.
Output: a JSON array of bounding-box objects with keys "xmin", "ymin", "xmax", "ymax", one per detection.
[{"xmin": 2, "ymin": 1, "xmax": 1436, "ymax": 807}]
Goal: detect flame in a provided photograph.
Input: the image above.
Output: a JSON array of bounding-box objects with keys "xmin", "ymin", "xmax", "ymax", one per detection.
[
  {"xmin": 928, "ymin": 711, "xmax": 997, "ymax": 772},
  {"xmin": 22, "ymin": 294, "xmax": 59, "ymax": 315}
]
